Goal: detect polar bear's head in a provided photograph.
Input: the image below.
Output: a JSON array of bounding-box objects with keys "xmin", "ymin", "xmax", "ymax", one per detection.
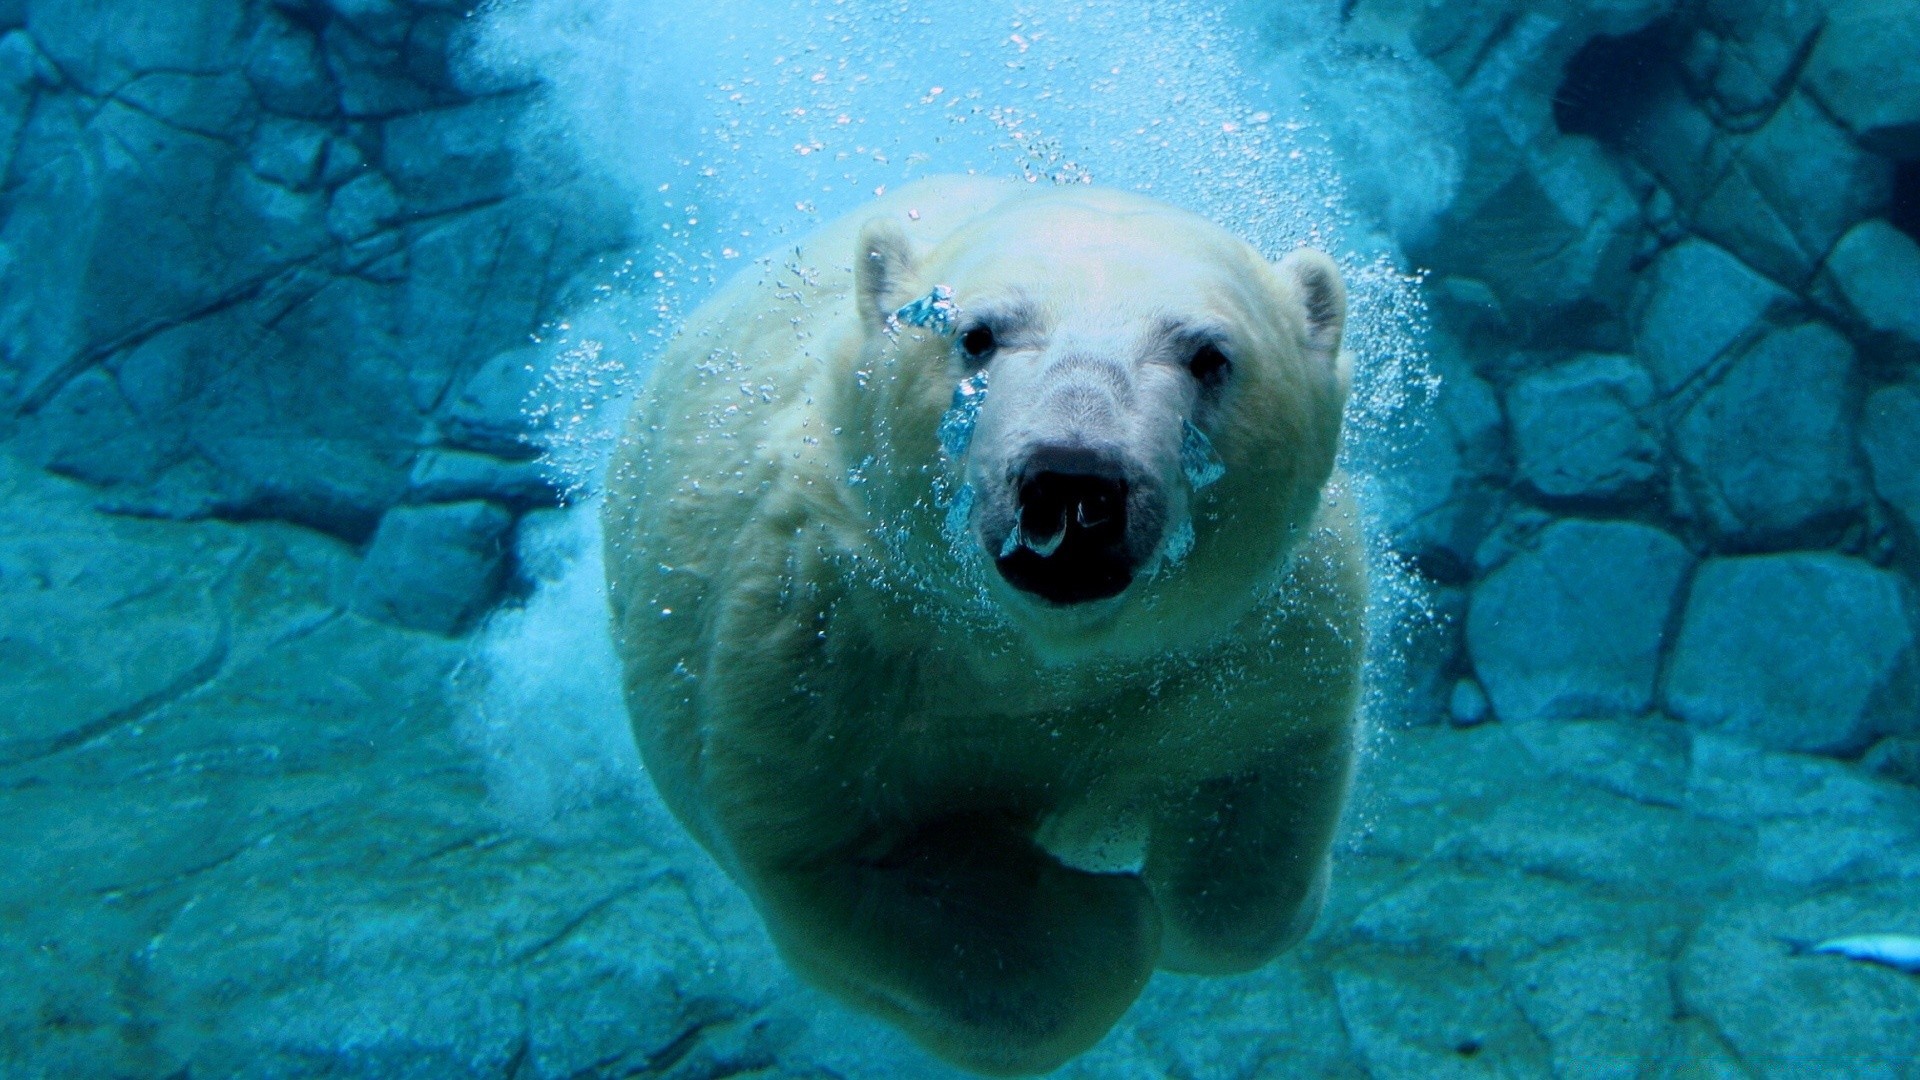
[{"xmin": 854, "ymin": 186, "xmax": 1349, "ymax": 650}]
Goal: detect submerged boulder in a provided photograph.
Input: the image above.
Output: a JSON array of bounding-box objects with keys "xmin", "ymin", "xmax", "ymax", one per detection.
[
  {"xmin": 1669, "ymin": 321, "xmax": 1865, "ymax": 550},
  {"xmin": 1630, "ymin": 238, "xmax": 1793, "ymax": 393},
  {"xmin": 1804, "ymin": 0, "xmax": 1920, "ymax": 157},
  {"xmin": 1468, "ymin": 519, "xmax": 1693, "ymax": 724},
  {"xmin": 1815, "ymin": 220, "xmax": 1920, "ymax": 368},
  {"xmin": 1664, "ymin": 553, "xmax": 1919, "ymax": 754},
  {"xmin": 351, "ymin": 500, "xmax": 515, "ymax": 636},
  {"xmin": 1507, "ymin": 353, "xmax": 1661, "ymax": 505},
  {"xmin": 1862, "ymin": 383, "xmax": 1920, "ymax": 538}
]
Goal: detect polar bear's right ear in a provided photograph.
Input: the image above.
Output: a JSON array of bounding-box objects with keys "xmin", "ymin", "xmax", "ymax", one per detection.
[{"xmin": 856, "ymin": 217, "xmax": 919, "ymax": 330}]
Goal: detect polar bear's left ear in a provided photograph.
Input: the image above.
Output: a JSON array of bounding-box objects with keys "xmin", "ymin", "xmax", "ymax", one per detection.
[
  {"xmin": 856, "ymin": 217, "xmax": 920, "ymax": 331},
  {"xmin": 1276, "ymin": 249, "xmax": 1347, "ymax": 383}
]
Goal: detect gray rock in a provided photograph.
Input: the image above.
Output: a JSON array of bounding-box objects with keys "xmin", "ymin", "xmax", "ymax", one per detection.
[
  {"xmin": 1333, "ymin": 954, "xmax": 1550, "ymax": 1075},
  {"xmin": 0, "ymin": 31, "xmax": 50, "ymax": 178},
  {"xmin": 249, "ymin": 117, "xmax": 331, "ymax": 190},
  {"xmin": 115, "ymin": 69, "xmax": 255, "ymax": 141},
  {"xmin": 1693, "ymin": 91, "xmax": 1892, "ymax": 286},
  {"xmin": 409, "ymin": 449, "xmax": 562, "ymax": 508},
  {"xmin": 383, "ymin": 94, "xmax": 523, "ymax": 216},
  {"xmin": 1621, "ymin": 77, "xmax": 1737, "ymax": 214},
  {"xmin": 1664, "ymin": 554, "xmax": 1919, "ymax": 754},
  {"xmin": 1468, "ymin": 519, "xmax": 1693, "ymax": 723},
  {"xmin": 1680, "ymin": 889, "xmax": 1920, "ymax": 1074},
  {"xmin": 1508, "ymin": 715, "xmax": 1692, "ymax": 808},
  {"xmin": 1670, "ymin": 321, "xmax": 1865, "ymax": 548},
  {"xmin": 0, "ymin": 460, "xmax": 235, "ymax": 766},
  {"xmin": 326, "ymin": 171, "xmax": 404, "ymax": 241},
  {"xmin": 325, "ymin": 0, "xmax": 416, "ymax": 48},
  {"xmin": 1862, "ymin": 735, "xmax": 1920, "ymax": 787},
  {"xmin": 244, "ymin": 10, "xmax": 338, "ymax": 118},
  {"xmin": 441, "ymin": 347, "xmax": 554, "ymax": 459},
  {"xmin": 1448, "ymin": 677, "xmax": 1491, "ymax": 727},
  {"xmin": 1683, "ymin": 0, "xmax": 1825, "ymax": 128},
  {"xmin": 326, "ymin": 17, "xmax": 437, "ymax": 118},
  {"xmin": 1804, "ymin": 0, "xmax": 1920, "ymax": 157},
  {"xmin": 351, "ymin": 501, "xmax": 515, "ymax": 635},
  {"xmin": 1816, "ymin": 219, "xmax": 1920, "ymax": 367},
  {"xmin": 1375, "ymin": 343, "xmax": 1505, "ymax": 582},
  {"xmin": 1862, "ymin": 383, "xmax": 1920, "ymax": 536},
  {"xmin": 1513, "ymin": 943, "xmax": 1674, "ymax": 1080},
  {"xmin": 1684, "ymin": 734, "xmax": 1920, "ymax": 886},
  {"xmin": 16, "ymin": 367, "xmax": 179, "ymax": 488},
  {"xmin": 1630, "ymin": 238, "xmax": 1792, "ymax": 392},
  {"xmin": 1507, "ymin": 353, "xmax": 1661, "ymax": 504},
  {"xmin": 28, "ymin": 0, "xmax": 246, "ymax": 90},
  {"xmin": 1430, "ymin": 133, "xmax": 1640, "ymax": 320}
]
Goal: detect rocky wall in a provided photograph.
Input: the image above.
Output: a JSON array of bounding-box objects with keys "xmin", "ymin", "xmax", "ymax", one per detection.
[
  {"xmin": 0, "ymin": 0, "xmax": 632, "ymax": 635},
  {"xmin": 1325, "ymin": 0, "xmax": 1920, "ymax": 776}
]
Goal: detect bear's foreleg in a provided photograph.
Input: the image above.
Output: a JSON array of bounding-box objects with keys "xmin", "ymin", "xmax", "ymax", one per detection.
[
  {"xmin": 1143, "ymin": 726, "xmax": 1353, "ymax": 975},
  {"xmin": 748, "ymin": 811, "xmax": 1161, "ymax": 1075}
]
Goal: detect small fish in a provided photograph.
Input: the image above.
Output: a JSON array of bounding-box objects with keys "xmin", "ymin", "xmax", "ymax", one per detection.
[{"xmin": 1787, "ymin": 933, "xmax": 1920, "ymax": 974}]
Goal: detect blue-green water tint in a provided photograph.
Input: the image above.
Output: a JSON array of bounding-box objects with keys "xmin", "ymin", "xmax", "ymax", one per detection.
[{"xmin": 9, "ymin": 0, "xmax": 1920, "ymax": 1075}]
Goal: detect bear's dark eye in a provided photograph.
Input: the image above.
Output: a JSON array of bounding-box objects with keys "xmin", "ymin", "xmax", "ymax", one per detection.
[
  {"xmin": 1188, "ymin": 343, "xmax": 1230, "ymax": 388},
  {"xmin": 960, "ymin": 325, "xmax": 997, "ymax": 360}
]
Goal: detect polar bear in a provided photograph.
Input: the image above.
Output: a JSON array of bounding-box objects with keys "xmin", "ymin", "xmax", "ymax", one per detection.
[{"xmin": 602, "ymin": 176, "xmax": 1363, "ymax": 1075}]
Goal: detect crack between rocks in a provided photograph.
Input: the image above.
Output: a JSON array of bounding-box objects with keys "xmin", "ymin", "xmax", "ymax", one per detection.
[
  {"xmin": 17, "ymin": 253, "xmax": 327, "ymax": 415},
  {"xmin": 1458, "ymin": 12, "xmax": 1522, "ymax": 90},
  {"xmin": 409, "ymin": 828, "xmax": 513, "ymax": 867},
  {"xmin": 16, "ymin": 188, "xmax": 510, "ymax": 425},
  {"xmin": 99, "ymin": 89, "xmax": 244, "ymax": 148},
  {"xmin": 0, "ymin": 619, "xmax": 231, "ymax": 768},
  {"xmin": 95, "ymin": 835, "xmax": 254, "ymax": 903},
  {"xmin": 502, "ymin": 1032, "xmax": 533, "ymax": 1080},
  {"xmin": 513, "ymin": 880, "xmax": 648, "ymax": 965}
]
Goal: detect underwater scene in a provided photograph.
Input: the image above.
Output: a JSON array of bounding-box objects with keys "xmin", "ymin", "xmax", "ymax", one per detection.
[{"xmin": 3, "ymin": 0, "xmax": 1920, "ymax": 1075}]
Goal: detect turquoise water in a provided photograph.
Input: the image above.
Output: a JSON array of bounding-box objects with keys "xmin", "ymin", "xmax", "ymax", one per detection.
[{"xmin": 3, "ymin": 0, "xmax": 1919, "ymax": 1075}]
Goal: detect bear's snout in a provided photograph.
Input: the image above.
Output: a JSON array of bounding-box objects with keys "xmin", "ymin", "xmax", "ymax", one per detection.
[{"xmin": 993, "ymin": 445, "xmax": 1153, "ymax": 605}]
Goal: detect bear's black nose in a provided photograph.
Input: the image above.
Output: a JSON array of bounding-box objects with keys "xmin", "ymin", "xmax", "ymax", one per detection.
[{"xmin": 996, "ymin": 458, "xmax": 1135, "ymax": 605}]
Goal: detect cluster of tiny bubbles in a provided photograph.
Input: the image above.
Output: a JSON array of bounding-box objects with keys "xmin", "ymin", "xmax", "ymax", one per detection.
[
  {"xmin": 470, "ymin": 0, "xmax": 1439, "ymax": 789},
  {"xmin": 935, "ymin": 369, "xmax": 991, "ymax": 546}
]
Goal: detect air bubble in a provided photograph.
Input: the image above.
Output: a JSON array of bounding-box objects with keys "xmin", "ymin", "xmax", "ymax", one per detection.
[
  {"xmin": 1180, "ymin": 420, "xmax": 1226, "ymax": 490},
  {"xmin": 937, "ymin": 370, "xmax": 990, "ymax": 462},
  {"xmin": 894, "ymin": 284, "xmax": 960, "ymax": 335}
]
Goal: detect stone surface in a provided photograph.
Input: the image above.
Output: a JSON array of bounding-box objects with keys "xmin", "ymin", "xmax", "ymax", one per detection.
[
  {"xmin": 1506, "ymin": 353, "xmax": 1660, "ymax": 504},
  {"xmin": 8, "ymin": 454, "xmax": 1920, "ymax": 1077},
  {"xmin": 1467, "ymin": 519, "xmax": 1693, "ymax": 723},
  {"xmin": 351, "ymin": 500, "xmax": 516, "ymax": 636},
  {"xmin": 1693, "ymin": 91, "xmax": 1892, "ymax": 286},
  {"xmin": 1816, "ymin": 219, "xmax": 1920, "ymax": 367},
  {"xmin": 1804, "ymin": 0, "xmax": 1920, "ymax": 157},
  {"xmin": 1670, "ymin": 321, "xmax": 1865, "ymax": 549},
  {"xmin": 1375, "ymin": 344, "xmax": 1506, "ymax": 583},
  {"xmin": 1447, "ymin": 677, "xmax": 1490, "ymax": 727},
  {"xmin": 0, "ymin": 0, "xmax": 628, "ymax": 544},
  {"xmin": 1665, "ymin": 553, "xmax": 1919, "ymax": 754},
  {"xmin": 441, "ymin": 346, "xmax": 555, "ymax": 459},
  {"xmin": 409, "ymin": 449, "xmax": 563, "ymax": 508},
  {"xmin": 1630, "ymin": 238, "xmax": 1793, "ymax": 393},
  {"xmin": 1862, "ymin": 383, "xmax": 1920, "ymax": 538},
  {"xmin": 1684, "ymin": 0, "xmax": 1825, "ymax": 129},
  {"xmin": 1862, "ymin": 735, "xmax": 1920, "ymax": 788},
  {"xmin": 1427, "ymin": 133, "xmax": 1641, "ymax": 321}
]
